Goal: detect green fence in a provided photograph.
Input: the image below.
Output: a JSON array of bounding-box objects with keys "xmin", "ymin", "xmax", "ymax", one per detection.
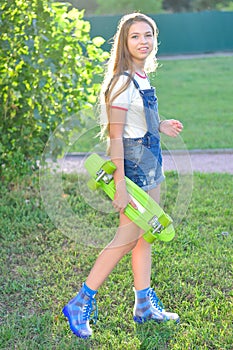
[{"xmin": 86, "ymin": 11, "xmax": 233, "ymax": 56}]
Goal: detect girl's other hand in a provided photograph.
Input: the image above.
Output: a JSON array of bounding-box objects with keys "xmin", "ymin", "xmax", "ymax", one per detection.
[{"xmin": 159, "ymin": 119, "xmax": 183, "ymax": 137}]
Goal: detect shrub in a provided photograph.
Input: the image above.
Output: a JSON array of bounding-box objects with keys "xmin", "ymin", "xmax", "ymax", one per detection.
[{"xmin": 0, "ymin": 0, "xmax": 108, "ymax": 182}]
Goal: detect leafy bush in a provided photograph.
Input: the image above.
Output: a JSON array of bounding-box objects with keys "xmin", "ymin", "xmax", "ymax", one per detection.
[{"xmin": 0, "ymin": 0, "xmax": 108, "ymax": 182}]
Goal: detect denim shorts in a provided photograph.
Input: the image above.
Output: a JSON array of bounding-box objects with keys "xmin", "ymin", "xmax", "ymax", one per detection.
[{"xmin": 123, "ymin": 133, "xmax": 165, "ymax": 191}]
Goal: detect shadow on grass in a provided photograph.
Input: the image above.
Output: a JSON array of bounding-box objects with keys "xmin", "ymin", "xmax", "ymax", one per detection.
[{"xmin": 135, "ymin": 321, "xmax": 179, "ymax": 350}]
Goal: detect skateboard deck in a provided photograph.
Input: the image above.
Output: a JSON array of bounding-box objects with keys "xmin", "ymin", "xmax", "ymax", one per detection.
[{"xmin": 84, "ymin": 153, "xmax": 175, "ymax": 243}]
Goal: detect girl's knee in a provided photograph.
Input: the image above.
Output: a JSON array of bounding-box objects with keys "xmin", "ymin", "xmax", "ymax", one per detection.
[{"xmin": 108, "ymin": 236, "xmax": 138, "ymax": 253}]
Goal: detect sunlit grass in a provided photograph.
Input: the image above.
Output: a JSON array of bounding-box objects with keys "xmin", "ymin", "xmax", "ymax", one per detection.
[{"xmin": 1, "ymin": 172, "xmax": 232, "ymax": 349}]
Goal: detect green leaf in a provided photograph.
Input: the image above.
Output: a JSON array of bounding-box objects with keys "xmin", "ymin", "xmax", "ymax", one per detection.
[{"xmin": 92, "ymin": 36, "xmax": 105, "ymax": 47}]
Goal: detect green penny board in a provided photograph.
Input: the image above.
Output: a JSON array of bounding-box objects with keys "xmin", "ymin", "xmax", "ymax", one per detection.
[{"xmin": 84, "ymin": 153, "xmax": 175, "ymax": 243}]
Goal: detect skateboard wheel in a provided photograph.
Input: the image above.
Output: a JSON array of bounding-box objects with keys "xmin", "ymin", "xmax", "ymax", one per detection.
[
  {"xmin": 102, "ymin": 161, "xmax": 116, "ymax": 174},
  {"xmin": 158, "ymin": 224, "xmax": 175, "ymax": 242},
  {"xmin": 87, "ymin": 179, "xmax": 100, "ymax": 191},
  {"xmin": 143, "ymin": 230, "xmax": 157, "ymax": 244},
  {"xmin": 159, "ymin": 213, "xmax": 172, "ymax": 227},
  {"xmin": 143, "ymin": 224, "xmax": 175, "ymax": 243}
]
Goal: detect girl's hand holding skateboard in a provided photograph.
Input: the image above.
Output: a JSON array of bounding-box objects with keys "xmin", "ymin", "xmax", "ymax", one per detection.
[{"xmin": 113, "ymin": 180, "xmax": 138, "ymax": 213}]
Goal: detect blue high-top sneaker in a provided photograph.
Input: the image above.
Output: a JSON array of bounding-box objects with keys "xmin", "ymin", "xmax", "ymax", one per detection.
[
  {"xmin": 133, "ymin": 287, "xmax": 179, "ymax": 324},
  {"xmin": 62, "ymin": 283, "xmax": 98, "ymax": 339}
]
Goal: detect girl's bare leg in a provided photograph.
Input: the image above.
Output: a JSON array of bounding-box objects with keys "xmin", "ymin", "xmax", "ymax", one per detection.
[
  {"xmin": 132, "ymin": 185, "xmax": 161, "ymax": 290},
  {"xmin": 86, "ymin": 213, "xmax": 140, "ymax": 290}
]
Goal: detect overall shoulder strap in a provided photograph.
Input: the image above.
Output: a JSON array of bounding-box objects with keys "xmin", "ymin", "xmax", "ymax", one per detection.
[
  {"xmin": 122, "ymin": 72, "xmax": 140, "ymax": 89},
  {"xmin": 105, "ymin": 72, "xmax": 140, "ymax": 96}
]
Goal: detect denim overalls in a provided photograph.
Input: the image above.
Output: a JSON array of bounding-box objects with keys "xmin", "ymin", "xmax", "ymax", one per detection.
[{"xmin": 123, "ymin": 72, "xmax": 165, "ymax": 191}]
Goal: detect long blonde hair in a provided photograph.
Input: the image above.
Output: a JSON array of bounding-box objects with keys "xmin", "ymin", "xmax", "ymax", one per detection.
[{"xmin": 99, "ymin": 13, "xmax": 159, "ymax": 138}]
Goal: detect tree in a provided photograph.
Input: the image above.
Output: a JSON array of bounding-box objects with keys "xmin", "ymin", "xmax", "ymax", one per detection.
[
  {"xmin": 163, "ymin": 0, "xmax": 232, "ymax": 12},
  {"xmin": 0, "ymin": 0, "xmax": 108, "ymax": 182},
  {"xmin": 163, "ymin": 0, "xmax": 193, "ymax": 12},
  {"xmin": 95, "ymin": 0, "xmax": 163, "ymax": 15},
  {"xmin": 191, "ymin": 0, "xmax": 231, "ymax": 11},
  {"xmin": 54, "ymin": 0, "xmax": 98, "ymax": 15}
]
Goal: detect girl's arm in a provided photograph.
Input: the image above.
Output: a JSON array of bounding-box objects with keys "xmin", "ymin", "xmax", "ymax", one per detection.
[
  {"xmin": 109, "ymin": 108, "xmax": 137, "ymax": 213},
  {"xmin": 159, "ymin": 119, "xmax": 183, "ymax": 137}
]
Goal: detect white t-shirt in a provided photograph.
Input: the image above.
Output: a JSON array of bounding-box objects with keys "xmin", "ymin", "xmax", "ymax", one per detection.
[{"xmin": 101, "ymin": 72, "xmax": 152, "ymax": 138}]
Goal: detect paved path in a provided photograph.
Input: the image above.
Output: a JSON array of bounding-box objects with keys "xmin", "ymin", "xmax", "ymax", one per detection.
[
  {"xmin": 163, "ymin": 149, "xmax": 233, "ymax": 174},
  {"xmin": 57, "ymin": 149, "xmax": 233, "ymax": 174}
]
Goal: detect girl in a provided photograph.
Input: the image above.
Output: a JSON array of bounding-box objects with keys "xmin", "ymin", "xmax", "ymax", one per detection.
[{"xmin": 62, "ymin": 13, "xmax": 183, "ymax": 339}]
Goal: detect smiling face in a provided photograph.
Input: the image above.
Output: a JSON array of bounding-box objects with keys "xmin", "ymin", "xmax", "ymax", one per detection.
[{"xmin": 127, "ymin": 21, "xmax": 155, "ymax": 69}]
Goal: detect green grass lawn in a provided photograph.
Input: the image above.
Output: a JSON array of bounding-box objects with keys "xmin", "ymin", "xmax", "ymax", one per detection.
[
  {"xmin": 155, "ymin": 56, "xmax": 233, "ymax": 150},
  {"xmin": 1, "ymin": 172, "xmax": 232, "ymax": 349},
  {"xmin": 69, "ymin": 56, "xmax": 233, "ymax": 153}
]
